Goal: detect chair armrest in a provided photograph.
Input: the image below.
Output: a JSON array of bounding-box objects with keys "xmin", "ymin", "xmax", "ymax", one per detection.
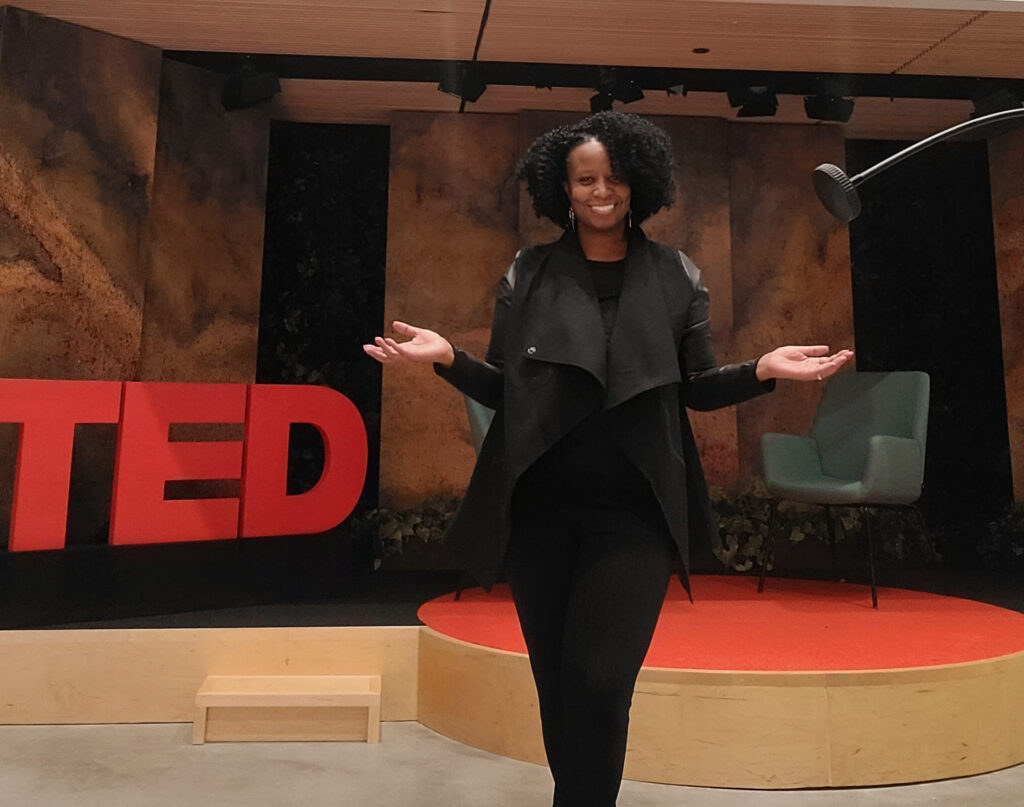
[
  {"xmin": 761, "ymin": 433, "xmax": 823, "ymax": 487},
  {"xmin": 861, "ymin": 435, "xmax": 924, "ymax": 504}
]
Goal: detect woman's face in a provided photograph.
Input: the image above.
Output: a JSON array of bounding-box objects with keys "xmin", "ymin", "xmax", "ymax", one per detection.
[{"xmin": 563, "ymin": 139, "xmax": 631, "ymax": 235}]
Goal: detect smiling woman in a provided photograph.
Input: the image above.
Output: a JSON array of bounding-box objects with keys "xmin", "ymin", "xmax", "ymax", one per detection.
[{"xmin": 364, "ymin": 110, "xmax": 852, "ymax": 807}]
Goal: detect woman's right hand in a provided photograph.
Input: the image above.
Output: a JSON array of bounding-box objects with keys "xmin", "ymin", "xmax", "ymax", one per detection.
[{"xmin": 362, "ymin": 321, "xmax": 455, "ymax": 368}]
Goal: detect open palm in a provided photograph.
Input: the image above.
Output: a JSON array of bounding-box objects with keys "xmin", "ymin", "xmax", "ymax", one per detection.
[
  {"xmin": 758, "ymin": 345, "xmax": 854, "ymax": 382},
  {"xmin": 362, "ymin": 320, "xmax": 454, "ymax": 366}
]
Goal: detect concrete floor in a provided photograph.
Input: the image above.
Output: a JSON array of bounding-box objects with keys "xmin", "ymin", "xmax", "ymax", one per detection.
[{"xmin": 1, "ymin": 721, "xmax": 1021, "ymax": 807}]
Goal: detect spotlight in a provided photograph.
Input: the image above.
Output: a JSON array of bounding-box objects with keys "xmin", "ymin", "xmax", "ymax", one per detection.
[
  {"xmin": 525, "ymin": 66, "xmax": 553, "ymax": 90},
  {"xmin": 727, "ymin": 86, "xmax": 778, "ymax": 118},
  {"xmin": 438, "ymin": 62, "xmax": 487, "ymax": 103},
  {"xmin": 971, "ymin": 86, "xmax": 1022, "ymax": 118},
  {"xmin": 590, "ymin": 92, "xmax": 615, "ymax": 113},
  {"xmin": 666, "ymin": 84, "xmax": 687, "ymax": 97},
  {"xmin": 222, "ymin": 63, "xmax": 281, "ymax": 110},
  {"xmin": 804, "ymin": 93, "xmax": 855, "ymax": 122},
  {"xmin": 613, "ymin": 78, "xmax": 644, "ymax": 104},
  {"xmin": 594, "ymin": 67, "xmax": 645, "ymax": 106}
]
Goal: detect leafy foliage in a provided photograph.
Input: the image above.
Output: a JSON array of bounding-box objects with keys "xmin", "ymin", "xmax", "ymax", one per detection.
[
  {"xmin": 977, "ymin": 505, "xmax": 1024, "ymax": 571},
  {"xmin": 708, "ymin": 483, "xmax": 940, "ymax": 572},
  {"xmin": 360, "ymin": 483, "xmax": 942, "ymax": 573}
]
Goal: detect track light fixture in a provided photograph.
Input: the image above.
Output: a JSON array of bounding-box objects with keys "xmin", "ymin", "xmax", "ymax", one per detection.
[
  {"xmin": 438, "ymin": 62, "xmax": 487, "ymax": 103},
  {"xmin": 727, "ymin": 85, "xmax": 778, "ymax": 118},
  {"xmin": 589, "ymin": 92, "xmax": 615, "ymax": 112},
  {"xmin": 970, "ymin": 86, "xmax": 1022, "ymax": 118},
  {"xmin": 589, "ymin": 67, "xmax": 644, "ymax": 110},
  {"xmin": 221, "ymin": 60, "xmax": 281, "ymax": 110},
  {"xmin": 804, "ymin": 93, "xmax": 855, "ymax": 122}
]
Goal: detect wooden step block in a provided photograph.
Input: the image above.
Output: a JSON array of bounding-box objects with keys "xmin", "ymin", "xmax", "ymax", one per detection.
[{"xmin": 193, "ymin": 675, "xmax": 381, "ymax": 744}]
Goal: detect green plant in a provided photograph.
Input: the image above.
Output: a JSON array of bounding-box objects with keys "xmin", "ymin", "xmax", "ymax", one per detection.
[
  {"xmin": 977, "ymin": 505, "xmax": 1024, "ymax": 570},
  {"xmin": 353, "ymin": 496, "xmax": 460, "ymax": 569},
  {"xmin": 708, "ymin": 483, "xmax": 938, "ymax": 572}
]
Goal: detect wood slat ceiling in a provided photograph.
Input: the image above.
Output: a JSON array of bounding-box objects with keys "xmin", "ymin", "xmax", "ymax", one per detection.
[
  {"xmin": 9, "ymin": 0, "xmax": 486, "ymax": 60},
  {"xmin": 10, "ymin": 0, "xmax": 1023, "ymax": 76},
  {"xmin": 8, "ymin": 1, "xmax": 1023, "ymax": 131},
  {"xmin": 907, "ymin": 12, "xmax": 1024, "ymax": 76},
  {"xmin": 478, "ymin": 1, "xmax": 977, "ymax": 74}
]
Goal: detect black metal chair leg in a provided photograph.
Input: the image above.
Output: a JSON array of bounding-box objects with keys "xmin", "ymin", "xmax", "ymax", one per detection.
[
  {"xmin": 861, "ymin": 505, "xmax": 878, "ymax": 609},
  {"xmin": 453, "ymin": 569, "xmax": 470, "ymax": 602},
  {"xmin": 910, "ymin": 503, "xmax": 934, "ymax": 557},
  {"xmin": 758, "ymin": 499, "xmax": 780, "ymax": 593},
  {"xmin": 824, "ymin": 505, "xmax": 839, "ymax": 581}
]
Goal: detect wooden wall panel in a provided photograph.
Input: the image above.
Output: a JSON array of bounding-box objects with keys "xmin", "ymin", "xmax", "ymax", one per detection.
[
  {"xmin": 727, "ymin": 123, "xmax": 855, "ymax": 483},
  {"xmin": 989, "ymin": 126, "xmax": 1024, "ymax": 502},
  {"xmin": 137, "ymin": 58, "xmax": 269, "ymax": 383},
  {"xmin": 649, "ymin": 116, "xmax": 739, "ymax": 487},
  {"xmin": 0, "ymin": 7, "xmax": 159, "ymax": 381},
  {"xmin": 380, "ymin": 112, "xmax": 520, "ymax": 508},
  {"xmin": 0, "ymin": 7, "xmax": 161, "ymax": 546}
]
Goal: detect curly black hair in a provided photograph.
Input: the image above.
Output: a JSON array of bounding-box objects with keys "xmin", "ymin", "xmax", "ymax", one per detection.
[{"xmin": 516, "ymin": 111, "xmax": 676, "ymax": 230}]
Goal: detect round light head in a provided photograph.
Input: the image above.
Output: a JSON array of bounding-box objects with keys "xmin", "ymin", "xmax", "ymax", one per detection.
[{"xmin": 812, "ymin": 163, "xmax": 861, "ymax": 222}]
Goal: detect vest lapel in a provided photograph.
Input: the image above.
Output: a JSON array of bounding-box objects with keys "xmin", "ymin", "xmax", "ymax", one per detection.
[
  {"xmin": 605, "ymin": 232, "xmax": 683, "ymax": 409},
  {"xmin": 517, "ymin": 231, "xmax": 607, "ymax": 388},
  {"xmin": 515, "ymin": 230, "xmax": 684, "ymax": 408}
]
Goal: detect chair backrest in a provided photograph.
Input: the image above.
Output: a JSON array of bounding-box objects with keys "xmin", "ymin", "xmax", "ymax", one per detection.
[
  {"xmin": 464, "ymin": 395, "xmax": 496, "ymax": 456},
  {"xmin": 811, "ymin": 371, "xmax": 930, "ymax": 480}
]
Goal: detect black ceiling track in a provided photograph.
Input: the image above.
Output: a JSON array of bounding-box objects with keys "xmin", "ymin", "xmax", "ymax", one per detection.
[{"xmin": 164, "ymin": 52, "xmax": 1024, "ymax": 101}]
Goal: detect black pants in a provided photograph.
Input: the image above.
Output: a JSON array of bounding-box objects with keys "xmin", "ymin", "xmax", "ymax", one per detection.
[{"xmin": 504, "ymin": 490, "xmax": 677, "ymax": 807}]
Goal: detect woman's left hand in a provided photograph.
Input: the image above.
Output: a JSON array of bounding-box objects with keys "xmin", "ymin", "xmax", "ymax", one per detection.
[{"xmin": 756, "ymin": 345, "xmax": 854, "ymax": 382}]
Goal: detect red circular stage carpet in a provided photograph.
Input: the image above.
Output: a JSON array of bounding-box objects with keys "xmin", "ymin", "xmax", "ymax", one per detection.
[{"xmin": 418, "ymin": 575, "xmax": 1024, "ymax": 671}]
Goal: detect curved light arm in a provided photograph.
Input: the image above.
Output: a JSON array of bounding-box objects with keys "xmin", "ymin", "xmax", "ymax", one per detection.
[{"xmin": 813, "ymin": 106, "xmax": 1024, "ymax": 222}]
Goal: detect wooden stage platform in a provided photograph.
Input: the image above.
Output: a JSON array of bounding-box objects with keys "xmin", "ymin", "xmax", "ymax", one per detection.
[
  {"xmin": 417, "ymin": 575, "xmax": 1024, "ymax": 789},
  {"xmin": 2, "ymin": 575, "xmax": 1022, "ymax": 790}
]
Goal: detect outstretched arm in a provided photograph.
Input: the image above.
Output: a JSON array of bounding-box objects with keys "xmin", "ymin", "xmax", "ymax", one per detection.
[
  {"xmin": 678, "ymin": 254, "xmax": 853, "ymax": 409},
  {"xmin": 363, "ymin": 265, "xmax": 514, "ymax": 410}
]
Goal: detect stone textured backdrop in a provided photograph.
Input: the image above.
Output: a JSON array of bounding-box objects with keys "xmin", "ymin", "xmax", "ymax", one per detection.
[
  {"xmin": 138, "ymin": 58, "xmax": 268, "ymax": 384},
  {"xmin": 990, "ymin": 126, "xmax": 1024, "ymax": 503}
]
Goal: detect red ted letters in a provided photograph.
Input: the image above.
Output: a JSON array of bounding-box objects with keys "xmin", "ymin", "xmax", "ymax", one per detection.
[{"xmin": 1, "ymin": 379, "xmax": 368, "ymax": 551}]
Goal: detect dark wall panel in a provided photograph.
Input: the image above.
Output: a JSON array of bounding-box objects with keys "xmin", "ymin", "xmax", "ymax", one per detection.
[{"xmin": 847, "ymin": 139, "xmax": 1012, "ymax": 556}]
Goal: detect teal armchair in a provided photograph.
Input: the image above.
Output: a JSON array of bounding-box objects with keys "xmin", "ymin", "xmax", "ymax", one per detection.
[
  {"xmin": 757, "ymin": 371, "xmax": 930, "ymax": 608},
  {"xmin": 464, "ymin": 395, "xmax": 495, "ymax": 456},
  {"xmin": 453, "ymin": 396, "xmax": 495, "ymax": 601}
]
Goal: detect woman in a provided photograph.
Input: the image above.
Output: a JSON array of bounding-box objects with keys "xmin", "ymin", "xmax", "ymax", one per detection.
[{"xmin": 365, "ymin": 111, "xmax": 851, "ymax": 806}]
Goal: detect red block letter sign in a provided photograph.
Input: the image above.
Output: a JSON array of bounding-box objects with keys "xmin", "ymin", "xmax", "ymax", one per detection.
[
  {"xmin": 109, "ymin": 382, "xmax": 247, "ymax": 545},
  {"xmin": 240, "ymin": 385, "xmax": 367, "ymax": 538},
  {"xmin": 0, "ymin": 379, "xmax": 122, "ymax": 551}
]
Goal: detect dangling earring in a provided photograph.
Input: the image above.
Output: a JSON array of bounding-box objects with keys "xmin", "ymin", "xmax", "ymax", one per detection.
[
  {"xmin": 627, "ymin": 210, "xmax": 633, "ymax": 230},
  {"xmin": 568, "ymin": 207, "xmax": 576, "ymax": 231}
]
